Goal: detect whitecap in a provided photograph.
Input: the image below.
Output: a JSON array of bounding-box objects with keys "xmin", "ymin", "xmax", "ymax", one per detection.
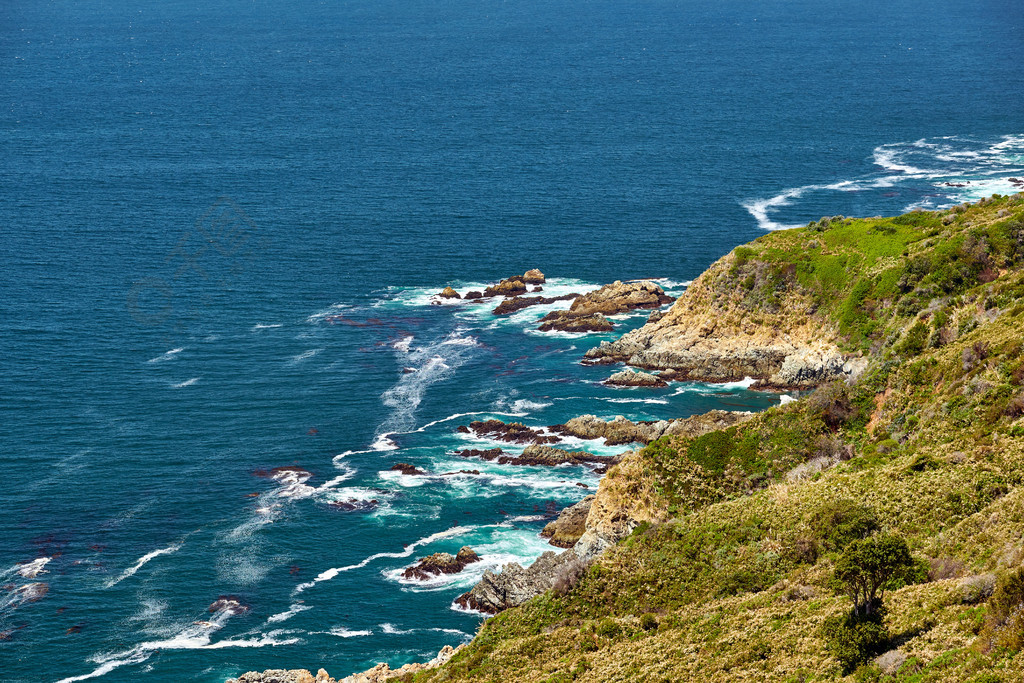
[
  {"xmin": 16, "ymin": 557, "xmax": 50, "ymax": 579},
  {"xmin": 171, "ymin": 377, "xmax": 200, "ymax": 388},
  {"xmin": 290, "ymin": 349, "xmax": 321, "ymax": 363},
  {"xmin": 322, "ymin": 627, "xmax": 373, "ymax": 638},
  {"xmin": 252, "ymin": 323, "xmax": 283, "ymax": 330},
  {"xmin": 780, "ymin": 394, "xmax": 797, "ymax": 405}
]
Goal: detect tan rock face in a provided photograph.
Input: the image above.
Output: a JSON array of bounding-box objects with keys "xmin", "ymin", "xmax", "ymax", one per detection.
[
  {"xmin": 522, "ymin": 268, "xmax": 546, "ymax": 284},
  {"xmin": 537, "ymin": 311, "xmax": 614, "ymax": 333},
  {"xmin": 569, "ymin": 280, "xmax": 674, "ymax": 316},
  {"xmin": 584, "ymin": 258, "xmax": 849, "ymax": 388},
  {"xmin": 438, "ymin": 286, "xmax": 461, "ymax": 299},
  {"xmin": 541, "ymin": 495, "xmax": 594, "ymax": 548}
]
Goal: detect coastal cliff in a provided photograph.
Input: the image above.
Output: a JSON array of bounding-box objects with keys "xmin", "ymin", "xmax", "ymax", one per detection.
[{"xmin": 235, "ymin": 194, "xmax": 1024, "ymax": 682}]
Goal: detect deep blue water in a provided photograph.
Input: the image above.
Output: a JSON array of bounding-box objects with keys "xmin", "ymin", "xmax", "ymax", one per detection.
[{"xmin": 1, "ymin": 1, "xmax": 1022, "ymax": 681}]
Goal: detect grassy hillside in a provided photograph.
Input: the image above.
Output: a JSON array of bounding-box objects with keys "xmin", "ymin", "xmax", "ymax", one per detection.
[{"xmin": 408, "ymin": 194, "xmax": 1024, "ymax": 683}]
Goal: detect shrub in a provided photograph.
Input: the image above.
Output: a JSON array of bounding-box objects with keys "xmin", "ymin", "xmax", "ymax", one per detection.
[
  {"xmin": 978, "ymin": 567, "xmax": 1024, "ymax": 652},
  {"xmin": 553, "ymin": 555, "xmax": 592, "ymax": 596},
  {"xmin": 812, "ymin": 499, "xmax": 879, "ymax": 552},
  {"xmin": 807, "ymin": 381, "xmax": 858, "ymax": 430},
  {"xmin": 639, "ymin": 613, "xmax": 659, "ymax": 631},
  {"xmin": 595, "ymin": 618, "xmax": 621, "ymax": 638},
  {"xmin": 821, "ymin": 609, "xmax": 889, "ymax": 674}
]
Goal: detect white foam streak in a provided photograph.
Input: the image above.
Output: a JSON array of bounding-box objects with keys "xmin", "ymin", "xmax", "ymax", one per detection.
[
  {"xmin": 294, "ymin": 526, "xmax": 474, "ymax": 593},
  {"xmin": 171, "ymin": 377, "xmax": 200, "ymax": 388},
  {"xmin": 105, "ymin": 544, "xmax": 182, "ymax": 588},
  {"xmin": 147, "ymin": 347, "xmax": 184, "ymax": 363},
  {"xmin": 16, "ymin": 557, "xmax": 50, "ymax": 578},
  {"xmin": 266, "ymin": 603, "xmax": 312, "ymax": 624}
]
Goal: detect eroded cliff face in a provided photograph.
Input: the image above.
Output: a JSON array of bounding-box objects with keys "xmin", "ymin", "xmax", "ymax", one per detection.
[{"xmin": 584, "ymin": 253, "xmax": 862, "ymax": 388}]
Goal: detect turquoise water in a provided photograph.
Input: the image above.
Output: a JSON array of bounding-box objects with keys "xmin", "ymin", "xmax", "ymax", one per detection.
[{"xmin": 1, "ymin": 0, "xmax": 1022, "ymax": 680}]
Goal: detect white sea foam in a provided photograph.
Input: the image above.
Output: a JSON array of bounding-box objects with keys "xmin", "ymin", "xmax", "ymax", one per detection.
[
  {"xmin": 290, "ymin": 348, "xmax": 321, "ymax": 363},
  {"xmin": 147, "ymin": 347, "xmax": 184, "ymax": 363},
  {"xmin": 393, "ymin": 335, "xmax": 414, "ymax": 352},
  {"xmin": 105, "ymin": 544, "xmax": 182, "ymax": 588},
  {"xmin": 306, "ymin": 303, "xmax": 351, "ymax": 323},
  {"xmin": 744, "ymin": 134, "xmax": 1024, "ymax": 229},
  {"xmin": 322, "ymin": 627, "xmax": 373, "ymax": 638},
  {"xmin": 252, "ymin": 323, "xmax": 283, "ymax": 330},
  {"xmin": 603, "ymin": 397, "xmax": 670, "ymax": 405},
  {"xmin": 294, "ymin": 526, "xmax": 474, "ymax": 593},
  {"xmin": 780, "ymin": 394, "xmax": 797, "ymax": 405},
  {"xmin": 171, "ymin": 377, "xmax": 200, "ymax": 388},
  {"xmin": 266, "ymin": 603, "xmax": 312, "ymax": 624},
  {"xmin": 378, "ymin": 623, "xmax": 471, "ymax": 637},
  {"xmin": 57, "ymin": 609, "xmax": 296, "ymax": 683},
  {"xmin": 16, "ymin": 557, "xmax": 50, "ymax": 578}
]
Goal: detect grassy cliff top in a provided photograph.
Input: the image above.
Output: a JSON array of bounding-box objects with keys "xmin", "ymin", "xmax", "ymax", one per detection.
[{"xmin": 406, "ymin": 194, "xmax": 1024, "ymax": 683}]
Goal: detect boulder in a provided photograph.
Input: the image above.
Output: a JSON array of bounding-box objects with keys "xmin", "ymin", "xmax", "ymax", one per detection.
[
  {"xmin": 605, "ymin": 370, "xmax": 668, "ymax": 387},
  {"xmin": 554, "ymin": 410, "xmax": 754, "ymax": 446},
  {"xmin": 541, "ymin": 496, "xmax": 594, "ymax": 548},
  {"xmin": 537, "ymin": 311, "xmax": 614, "ymax": 333},
  {"xmin": 464, "ymin": 291, "xmax": 483, "ymax": 299},
  {"xmin": 455, "ymin": 447, "xmax": 504, "ymax": 460},
  {"xmin": 522, "ymin": 269, "xmax": 546, "ymax": 284},
  {"xmin": 401, "ymin": 547, "xmax": 481, "ymax": 580},
  {"xmin": 437, "ymin": 286, "xmax": 460, "ymax": 299}
]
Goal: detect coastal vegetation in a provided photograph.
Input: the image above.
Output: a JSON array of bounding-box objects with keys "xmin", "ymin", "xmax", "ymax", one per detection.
[{"xmin": 401, "ymin": 194, "xmax": 1024, "ymax": 681}]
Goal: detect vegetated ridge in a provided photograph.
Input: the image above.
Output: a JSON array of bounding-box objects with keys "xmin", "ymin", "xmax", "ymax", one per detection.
[{"xmin": 407, "ymin": 194, "xmax": 1024, "ymax": 682}]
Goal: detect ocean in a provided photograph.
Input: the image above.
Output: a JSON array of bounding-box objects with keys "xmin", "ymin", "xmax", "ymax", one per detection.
[{"xmin": 1, "ymin": 0, "xmax": 1021, "ymax": 680}]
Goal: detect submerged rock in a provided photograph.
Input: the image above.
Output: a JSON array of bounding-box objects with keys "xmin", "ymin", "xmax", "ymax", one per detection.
[
  {"xmin": 401, "ymin": 547, "xmax": 481, "ymax": 580},
  {"xmin": 605, "ymin": 369, "xmax": 668, "ymax": 387},
  {"xmin": 208, "ymin": 596, "xmax": 250, "ymax": 615},
  {"xmin": 541, "ymin": 496, "xmax": 594, "ymax": 548},
  {"xmin": 492, "ymin": 293, "xmax": 579, "ymax": 316},
  {"xmin": 537, "ymin": 311, "xmax": 614, "ymax": 333},
  {"xmin": 390, "ymin": 463, "xmax": 426, "ymax": 476}
]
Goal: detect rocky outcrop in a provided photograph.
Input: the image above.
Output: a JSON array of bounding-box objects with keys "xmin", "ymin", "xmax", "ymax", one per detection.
[
  {"xmin": 438, "ymin": 287, "xmax": 461, "ymax": 299},
  {"xmin": 499, "ymin": 444, "xmax": 612, "ymax": 470},
  {"xmin": 208, "ymin": 596, "xmax": 250, "ymax": 615},
  {"xmin": 554, "ymin": 410, "xmax": 753, "ymax": 446},
  {"xmin": 568, "ymin": 280, "xmax": 674, "ymax": 316},
  {"xmin": 582, "ymin": 262, "xmax": 855, "ymax": 388},
  {"xmin": 457, "ymin": 420, "xmax": 559, "ymax": 445},
  {"xmin": 541, "ymin": 496, "xmax": 594, "ymax": 548},
  {"xmin": 455, "ymin": 409, "xmax": 756, "ymax": 614},
  {"xmin": 492, "ymin": 293, "xmax": 578, "ymax": 316},
  {"xmin": 537, "ymin": 311, "xmax": 614, "ymax": 333},
  {"xmin": 455, "ymin": 447, "xmax": 504, "ymax": 459},
  {"xmin": 605, "ymin": 369, "xmax": 667, "ymax": 387},
  {"xmin": 227, "ymin": 645, "xmax": 463, "ymax": 683},
  {"xmin": 455, "ymin": 550, "xmax": 569, "ymax": 614},
  {"xmin": 482, "ymin": 277, "xmax": 528, "ymax": 298},
  {"xmin": 402, "ymin": 547, "xmax": 480, "ymax": 580}
]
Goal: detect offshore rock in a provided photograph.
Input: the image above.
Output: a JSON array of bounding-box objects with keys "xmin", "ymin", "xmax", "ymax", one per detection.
[
  {"xmin": 556, "ymin": 410, "xmax": 753, "ymax": 446},
  {"xmin": 541, "ymin": 496, "xmax": 594, "ymax": 548},
  {"xmin": 438, "ymin": 286, "xmax": 461, "ymax": 299},
  {"xmin": 402, "ymin": 547, "xmax": 481, "ymax": 580},
  {"xmin": 457, "ymin": 420, "xmax": 559, "ymax": 445},
  {"xmin": 605, "ymin": 369, "xmax": 667, "ymax": 387},
  {"xmin": 568, "ymin": 280, "xmax": 673, "ymax": 316},
  {"xmin": 537, "ymin": 311, "xmax": 614, "ymax": 333},
  {"xmin": 227, "ymin": 645, "xmax": 464, "ymax": 683},
  {"xmin": 492, "ymin": 293, "xmax": 579, "ymax": 316},
  {"xmin": 482, "ymin": 276, "xmax": 527, "ymax": 298},
  {"xmin": 522, "ymin": 268, "xmax": 546, "ymax": 284},
  {"xmin": 389, "ymin": 463, "xmax": 426, "ymax": 475}
]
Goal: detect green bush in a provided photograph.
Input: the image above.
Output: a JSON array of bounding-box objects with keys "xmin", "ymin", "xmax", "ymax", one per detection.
[
  {"xmin": 978, "ymin": 567, "xmax": 1024, "ymax": 652},
  {"xmin": 639, "ymin": 613, "xmax": 659, "ymax": 631},
  {"xmin": 821, "ymin": 609, "xmax": 889, "ymax": 674},
  {"xmin": 595, "ymin": 618, "xmax": 621, "ymax": 638}
]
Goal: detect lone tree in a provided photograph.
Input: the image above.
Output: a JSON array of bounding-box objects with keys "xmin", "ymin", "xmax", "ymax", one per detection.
[{"xmin": 833, "ymin": 533, "xmax": 915, "ymax": 617}]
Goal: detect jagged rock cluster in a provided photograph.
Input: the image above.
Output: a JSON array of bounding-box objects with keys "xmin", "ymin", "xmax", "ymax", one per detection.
[{"xmin": 401, "ymin": 547, "xmax": 480, "ymax": 581}]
